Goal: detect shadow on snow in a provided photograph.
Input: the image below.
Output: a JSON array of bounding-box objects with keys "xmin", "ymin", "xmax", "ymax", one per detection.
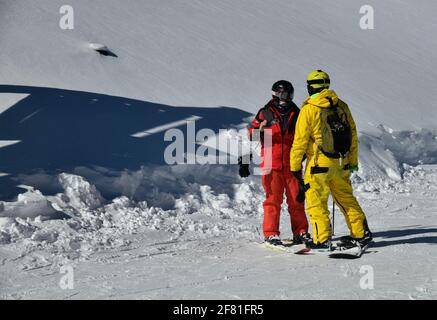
[
  {"xmin": 371, "ymin": 226, "xmax": 437, "ymax": 247},
  {"xmin": 0, "ymin": 85, "xmax": 251, "ymax": 199}
]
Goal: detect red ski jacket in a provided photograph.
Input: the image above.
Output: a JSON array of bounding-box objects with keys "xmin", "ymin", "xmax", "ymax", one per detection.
[{"xmin": 248, "ymin": 100, "xmax": 300, "ymax": 171}]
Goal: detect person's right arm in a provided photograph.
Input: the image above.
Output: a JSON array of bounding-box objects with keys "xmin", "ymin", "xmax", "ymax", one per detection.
[{"xmin": 248, "ymin": 110, "xmax": 268, "ymax": 139}]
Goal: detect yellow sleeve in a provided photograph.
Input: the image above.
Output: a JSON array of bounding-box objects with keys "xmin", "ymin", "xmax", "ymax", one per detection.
[
  {"xmin": 343, "ymin": 102, "xmax": 359, "ymax": 166},
  {"xmin": 290, "ymin": 105, "xmax": 312, "ymax": 171}
]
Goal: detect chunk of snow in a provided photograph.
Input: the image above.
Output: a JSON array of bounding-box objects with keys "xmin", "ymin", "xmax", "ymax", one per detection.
[
  {"xmin": 0, "ymin": 187, "xmax": 58, "ymax": 219},
  {"xmin": 58, "ymin": 173, "xmax": 104, "ymax": 210}
]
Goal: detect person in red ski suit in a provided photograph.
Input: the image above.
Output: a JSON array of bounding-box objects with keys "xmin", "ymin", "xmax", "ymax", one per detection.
[{"xmin": 240, "ymin": 80, "xmax": 310, "ymax": 245}]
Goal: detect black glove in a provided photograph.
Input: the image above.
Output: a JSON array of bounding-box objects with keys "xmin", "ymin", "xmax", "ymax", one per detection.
[
  {"xmin": 291, "ymin": 170, "xmax": 302, "ymax": 180},
  {"xmin": 239, "ymin": 164, "xmax": 250, "ymax": 178},
  {"xmin": 238, "ymin": 155, "xmax": 251, "ymax": 178},
  {"xmin": 296, "ymin": 179, "xmax": 306, "ymax": 203},
  {"xmin": 291, "ymin": 170, "xmax": 305, "ymax": 203}
]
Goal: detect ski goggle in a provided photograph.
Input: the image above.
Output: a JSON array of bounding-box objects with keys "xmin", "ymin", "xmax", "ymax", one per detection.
[
  {"xmin": 307, "ymin": 78, "xmax": 330, "ymax": 87},
  {"xmin": 272, "ymin": 90, "xmax": 293, "ymax": 101}
]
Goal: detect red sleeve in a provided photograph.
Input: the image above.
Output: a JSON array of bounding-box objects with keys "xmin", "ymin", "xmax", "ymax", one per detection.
[{"xmin": 248, "ymin": 109, "xmax": 265, "ymax": 138}]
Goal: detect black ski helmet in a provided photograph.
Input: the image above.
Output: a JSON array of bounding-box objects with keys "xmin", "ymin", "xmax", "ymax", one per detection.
[{"xmin": 272, "ymin": 80, "xmax": 294, "ymax": 101}]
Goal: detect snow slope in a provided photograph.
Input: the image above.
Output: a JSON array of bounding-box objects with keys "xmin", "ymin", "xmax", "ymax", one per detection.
[
  {"xmin": 0, "ymin": 0, "xmax": 437, "ymax": 299},
  {"xmin": 1, "ymin": 0, "xmax": 437, "ymax": 131},
  {"xmin": 1, "ymin": 165, "xmax": 437, "ymax": 299}
]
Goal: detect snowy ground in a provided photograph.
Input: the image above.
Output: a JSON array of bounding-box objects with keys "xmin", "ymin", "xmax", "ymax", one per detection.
[
  {"xmin": 1, "ymin": 164, "xmax": 436, "ymax": 300},
  {"xmin": 1, "ymin": 0, "xmax": 437, "ymax": 300}
]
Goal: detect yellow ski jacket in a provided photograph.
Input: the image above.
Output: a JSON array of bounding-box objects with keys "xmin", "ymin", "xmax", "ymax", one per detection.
[{"xmin": 290, "ymin": 89, "xmax": 359, "ymax": 171}]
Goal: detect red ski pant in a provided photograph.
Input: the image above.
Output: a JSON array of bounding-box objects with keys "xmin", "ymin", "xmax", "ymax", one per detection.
[{"xmin": 261, "ymin": 169, "xmax": 308, "ymax": 238}]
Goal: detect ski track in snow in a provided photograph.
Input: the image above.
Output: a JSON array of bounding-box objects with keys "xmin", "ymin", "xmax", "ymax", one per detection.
[{"xmin": 1, "ymin": 165, "xmax": 436, "ymax": 300}]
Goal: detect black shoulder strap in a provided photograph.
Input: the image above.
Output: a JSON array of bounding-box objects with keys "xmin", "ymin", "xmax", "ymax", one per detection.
[{"xmin": 326, "ymin": 97, "xmax": 338, "ymax": 110}]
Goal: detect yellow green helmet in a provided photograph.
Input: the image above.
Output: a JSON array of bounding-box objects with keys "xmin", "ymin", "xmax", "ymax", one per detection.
[{"xmin": 307, "ymin": 69, "xmax": 330, "ymax": 95}]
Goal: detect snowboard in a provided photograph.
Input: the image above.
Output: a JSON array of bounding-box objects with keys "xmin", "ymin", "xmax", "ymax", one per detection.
[
  {"xmin": 258, "ymin": 239, "xmax": 369, "ymax": 258},
  {"xmin": 260, "ymin": 239, "xmax": 310, "ymax": 254},
  {"xmin": 327, "ymin": 243, "xmax": 369, "ymax": 259},
  {"xmin": 302, "ymin": 242, "xmax": 369, "ymax": 258}
]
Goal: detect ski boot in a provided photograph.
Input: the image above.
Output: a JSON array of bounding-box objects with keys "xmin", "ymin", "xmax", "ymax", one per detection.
[
  {"xmin": 336, "ymin": 235, "xmax": 371, "ymax": 251},
  {"xmin": 293, "ymin": 232, "xmax": 312, "ymax": 245},
  {"xmin": 338, "ymin": 230, "xmax": 373, "ymax": 248},
  {"xmin": 264, "ymin": 235, "xmax": 283, "ymax": 246}
]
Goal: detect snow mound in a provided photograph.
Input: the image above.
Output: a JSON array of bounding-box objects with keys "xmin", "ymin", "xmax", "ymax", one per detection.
[
  {"xmin": 0, "ymin": 171, "xmax": 262, "ymax": 267},
  {"xmin": 0, "ymin": 186, "xmax": 57, "ymax": 219},
  {"xmin": 358, "ymin": 127, "xmax": 437, "ymax": 181},
  {"xmin": 57, "ymin": 173, "xmax": 105, "ymax": 210}
]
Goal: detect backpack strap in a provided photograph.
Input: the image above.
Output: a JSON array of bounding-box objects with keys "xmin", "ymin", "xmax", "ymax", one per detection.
[{"xmin": 326, "ymin": 97, "xmax": 338, "ymax": 109}]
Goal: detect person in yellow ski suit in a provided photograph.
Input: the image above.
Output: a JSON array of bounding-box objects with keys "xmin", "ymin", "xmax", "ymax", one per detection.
[{"xmin": 290, "ymin": 70, "xmax": 371, "ymax": 248}]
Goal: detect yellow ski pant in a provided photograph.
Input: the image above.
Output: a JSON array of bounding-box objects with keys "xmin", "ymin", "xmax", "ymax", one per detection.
[{"xmin": 304, "ymin": 155, "xmax": 366, "ymax": 244}]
